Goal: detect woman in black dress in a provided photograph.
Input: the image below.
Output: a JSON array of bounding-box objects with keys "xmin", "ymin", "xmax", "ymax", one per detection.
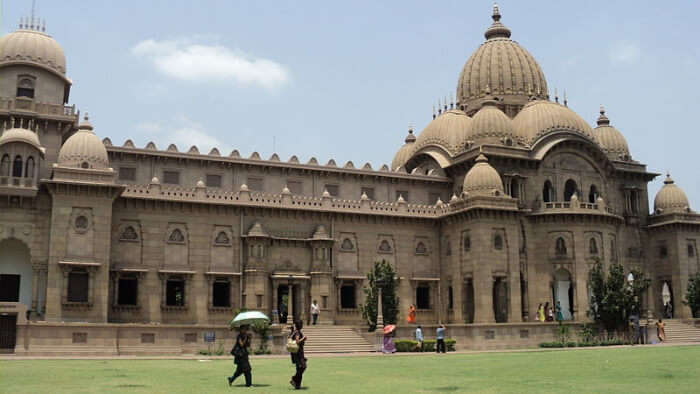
[
  {"xmin": 228, "ymin": 325, "xmax": 252, "ymax": 387},
  {"xmin": 290, "ymin": 319, "xmax": 307, "ymax": 389}
]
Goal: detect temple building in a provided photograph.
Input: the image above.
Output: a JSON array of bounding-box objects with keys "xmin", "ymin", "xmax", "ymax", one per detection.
[{"xmin": 1, "ymin": 6, "xmax": 698, "ymax": 354}]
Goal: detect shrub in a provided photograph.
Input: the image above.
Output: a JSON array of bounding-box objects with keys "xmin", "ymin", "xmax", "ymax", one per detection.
[
  {"xmin": 445, "ymin": 339, "xmax": 457, "ymax": 351},
  {"xmin": 360, "ymin": 260, "xmax": 399, "ymax": 331},
  {"xmin": 539, "ymin": 342, "xmax": 565, "ymax": 348},
  {"xmin": 423, "ymin": 340, "xmax": 436, "ymax": 352},
  {"xmin": 395, "ymin": 340, "xmax": 419, "ymax": 352}
]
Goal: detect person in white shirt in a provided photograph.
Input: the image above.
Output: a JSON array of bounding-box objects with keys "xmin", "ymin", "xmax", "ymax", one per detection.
[{"xmin": 310, "ymin": 300, "xmax": 320, "ymax": 325}]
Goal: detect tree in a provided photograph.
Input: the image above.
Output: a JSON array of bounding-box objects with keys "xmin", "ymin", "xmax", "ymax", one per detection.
[
  {"xmin": 588, "ymin": 262, "xmax": 650, "ymax": 333},
  {"xmin": 360, "ymin": 260, "xmax": 399, "ymax": 331},
  {"xmin": 684, "ymin": 273, "xmax": 700, "ymax": 318}
]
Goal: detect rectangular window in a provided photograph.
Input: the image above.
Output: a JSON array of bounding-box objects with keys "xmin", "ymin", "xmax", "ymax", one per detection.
[
  {"xmin": 117, "ymin": 277, "xmax": 138, "ymax": 306},
  {"xmin": 67, "ymin": 270, "xmax": 89, "ymax": 303},
  {"xmin": 256, "ymin": 295, "xmax": 263, "ymax": 308},
  {"xmin": 163, "ymin": 170, "xmax": 180, "ymax": 185},
  {"xmin": 184, "ymin": 333, "xmax": 197, "ymax": 343},
  {"xmin": 72, "ymin": 332, "xmax": 87, "ymax": 344},
  {"xmin": 340, "ymin": 285, "xmax": 356, "ymax": 309},
  {"xmin": 287, "ymin": 180, "xmax": 303, "ymax": 195},
  {"xmin": 118, "ymin": 167, "xmax": 136, "ymax": 181},
  {"xmin": 396, "ymin": 190, "xmax": 409, "ymax": 202},
  {"xmin": 166, "ymin": 279, "xmax": 185, "ymax": 306},
  {"xmin": 416, "ymin": 285, "xmax": 430, "ymax": 309},
  {"xmin": 212, "ymin": 281, "xmax": 231, "ymax": 307},
  {"xmin": 206, "ymin": 174, "xmax": 222, "ymax": 188},
  {"xmin": 141, "ymin": 333, "xmax": 155, "ymax": 343},
  {"xmin": 0, "ymin": 274, "xmax": 20, "ymax": 302},
  {"xmin": 325, "ymin": 184, "xmax": 339, "ymax": 197},
  {"xmin": 448, "ymin": 286, "xmax": 454, "ymax": 310},
  {"xmin": 429, "ymin": 192, "xmax": 442, "ymax": 205},
  {"xmin": 247, "ymin": 177, "xmax": 263, "ymax": 191},
  {"xmin": 322, "ymin": 295, "xmax": 328, "ymax": 309},
  {"xmin": 361, "ymin": 187, "xmax": 375, "ymax": 200}
]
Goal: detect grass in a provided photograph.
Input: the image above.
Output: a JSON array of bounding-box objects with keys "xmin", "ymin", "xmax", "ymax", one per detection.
[{"xmin": 1, "ymin": 346, "xmax": 699, "ymax": 393}]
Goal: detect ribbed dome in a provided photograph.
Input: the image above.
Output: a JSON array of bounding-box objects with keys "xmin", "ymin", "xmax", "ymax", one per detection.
[
  {"xmin": 462, "ymin": 153, "xmax": 504, "ymax": 196},
  {"xmin": 457, "ymin": 5, "xmax": 548, "ymax": 114},
  {"xmin": 391, "ymin": 128, "xmax": 417, "ymax": 170},
  {"xmin": 593, "ymin": 107, "xmax": 630, "ymax": 160},
  {"xmin": 654, "ymin": 174, "xmax": 690, "ymax": 214},
  {"xmin": 512, "ymin": 100, "xmax": 594, "ymax": 145},
  {"xmin": 469, "ymin": 100, "xmax": 515, "ymax": 143},
  {"xmin": 0, "ymin": 127, "xmax": 43, "ymax": 153},
  {"xmin": 57, "ymin": 115, "xmax": 109, "ymax": 169},
  {"xmin": 0, "ymin": 26, "xmax": 66, "ymax": 77},
  {"xmin": 413, "ymin": 109, "xmax": 472, "ymax": 156}
]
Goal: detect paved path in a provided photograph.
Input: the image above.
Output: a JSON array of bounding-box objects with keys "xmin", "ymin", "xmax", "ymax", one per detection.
[{"xmin": 1, "ymin": 342, "xmax": 697, "ymax": 361}]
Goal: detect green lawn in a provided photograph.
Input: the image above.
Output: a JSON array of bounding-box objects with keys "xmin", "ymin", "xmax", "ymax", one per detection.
[{"xmin": 1, "ymin": 346, "xmax": 699, "ymax": 393}]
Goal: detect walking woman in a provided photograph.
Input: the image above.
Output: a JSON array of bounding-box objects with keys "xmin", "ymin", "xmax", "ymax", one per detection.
[
  {"xmin": 407, "ymin": 304, "xmax": 417, "ymax": 324},
  {"xmin": 656, "ymin": 319, "xmax": 666, "ymax": 342},
  {"xmin": 228, "ymin": 324, "xmax": 252, "ymax": 387},
  {"xmin": 536, "ymin": 303, "xmax": 544, "ymax": 322},
  {"xmin": 290, "ymin": 319, "xmax": 307, "ymax": 389}
]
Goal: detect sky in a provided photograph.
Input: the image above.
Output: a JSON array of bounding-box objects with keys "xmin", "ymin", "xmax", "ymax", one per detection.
[{"xmin": 2, "ymin": 1, "xmax": 699, "ymax": 209}]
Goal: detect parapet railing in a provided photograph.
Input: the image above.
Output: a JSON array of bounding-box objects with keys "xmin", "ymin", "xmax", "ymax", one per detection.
[{"xmin": 0, "ymin": 97, "xmax": 77, "ymax": 118}]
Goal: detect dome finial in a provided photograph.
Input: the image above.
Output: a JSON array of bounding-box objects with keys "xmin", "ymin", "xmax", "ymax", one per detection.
[
  {"xmin": 405, "ymin": 124, "xmax": 416, "ymax": 143},
  {"xmin": 664, "ymin": 172, "xmax": 674, "ymax": 184},
  {"xmin": 596, "ymin": 105, "xmax": 610, "ymax": 126},
  {"xmin": 484, "ymin": 3, "xmax": 511, "ymax": 39}
]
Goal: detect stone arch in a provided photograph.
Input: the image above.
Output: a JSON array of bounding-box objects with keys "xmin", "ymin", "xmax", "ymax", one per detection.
[
  {"xmin": 0, "ymin": 238, "xmax": 33, "ymax": 307},
  {"xmin": 564, "ymin": 179, "xmax": 577, "ymax": 201},
  {"xmin": 553, "ymin": 268, "xmax": 573, "ymax": 320},
  {"xmin": 542, "ymin": 180, "xmax": 554, "ymax": 203},
  {"xmin": 12, "ymin": 155, "xmax": 23, "ymax": 177}
]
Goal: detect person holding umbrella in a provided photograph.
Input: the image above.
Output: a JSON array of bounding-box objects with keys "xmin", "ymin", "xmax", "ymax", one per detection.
[
  {"xmin": 227, "ymin": 310, "xmax": 270, "ymax": 388},
  {"xmin": 382, "ymin": 324, "xmax": 396, "ymax": 354},
  {"xmin": 228, "ymin": 324, "xmax": 252, "ymax": 387}
]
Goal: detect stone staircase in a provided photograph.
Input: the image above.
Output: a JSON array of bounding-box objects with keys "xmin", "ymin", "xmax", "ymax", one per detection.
[
  {"xmin": 301, "ymin": 326, "xmax": 376, "ymax": 354},
  {"xmin": 663, "ymin": 320, "xmax": 700, "ymax": 343}
]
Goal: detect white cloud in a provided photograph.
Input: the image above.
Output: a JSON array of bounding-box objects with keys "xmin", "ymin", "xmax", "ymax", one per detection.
[
  {"xmin": 133, "ymin": 116, "xmax": 229, "ymax": 154},
  {"xmin": 609, "ymin": 41, "xmax": 641, "ymax": 65},
  {"xmin": 131, "ymin": 39, "xmax": 290, "ymax": 89}
]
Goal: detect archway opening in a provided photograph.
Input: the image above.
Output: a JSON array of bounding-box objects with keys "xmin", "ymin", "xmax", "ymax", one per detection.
[
  {"xmin": 553, "ymin": 268, "xmax": 573, "ymax": 320},
  {"xmin": 0, "ymin": 239, "xmax": 32, "ymax": 306},
  {"xmin": 493, "ymin": 277, "xmax": 508, "ymax": 323},
  {"xmin": 564, "ymin": 179, "xmax": 577, "ymax": 202},
  {"xmin": 542, "ymin": 180, "xmax": 554, "ymax": 203},
  {"xmin": 588, "ymin": 185, "xmax": 598, "ymax": 203}
]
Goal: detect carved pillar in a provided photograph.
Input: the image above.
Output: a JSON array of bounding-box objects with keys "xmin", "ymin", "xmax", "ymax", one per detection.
[
  {"xmin": 40, "ymin": 268, "xmax": 48, "ymax": 315},
  {"xmin": 285, "ymin": 283, "xmax": 292, "ymax": 325},
  {"xmin": 88, "ymin": 269, "xmax": 96, "ymax": 305},
  {"xmin": 300, "ymin": 281, "xmax": 307, "ymax": 324},
  {"xmin": 272, "ymin": 281, "xmax": 278, "ymax": 323},
  {"xmin": 61, "ymin": 269, "xmax": 69, "ymax": 304},
  {"xmin": 31, "ymin": 266, "xmax": 40, "ymax": 312}
]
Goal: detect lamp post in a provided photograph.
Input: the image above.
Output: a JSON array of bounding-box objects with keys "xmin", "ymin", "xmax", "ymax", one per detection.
[{"xmin": 375, "ymin": 277, "xmax": 386, "ymax": 353}]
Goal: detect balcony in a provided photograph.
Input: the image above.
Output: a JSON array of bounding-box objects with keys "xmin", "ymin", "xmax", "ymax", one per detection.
[
  {"xmin": 0, "ymin": 176, "xmax": 38, "ymax": 197},
  {"xmin": 0, "ymin": 97, "xmax": 78, "ymax": 120},
  {"xmin": 530, "ymin": 200, "xmax": 622, "ymax": 220}
]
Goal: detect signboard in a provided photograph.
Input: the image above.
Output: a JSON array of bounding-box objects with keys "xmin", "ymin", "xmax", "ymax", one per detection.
[{"xmin": 203, "ymin": 331, "xmax": 216, "ymax": 343}]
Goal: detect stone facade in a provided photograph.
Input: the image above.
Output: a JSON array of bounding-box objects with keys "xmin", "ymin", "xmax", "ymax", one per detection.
[{"xmin": 1, "ymin": 8, "xmax": 699, "ymax": 354}]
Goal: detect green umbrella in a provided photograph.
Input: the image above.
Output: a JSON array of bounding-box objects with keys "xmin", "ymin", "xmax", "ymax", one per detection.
[{"xmin": 229, "ymin": 311, "xmax": 270, "ymax": 328}]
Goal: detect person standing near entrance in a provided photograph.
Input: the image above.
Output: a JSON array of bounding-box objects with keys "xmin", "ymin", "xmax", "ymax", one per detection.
[
  {"xmin": 436, "ymin": 324, "xmax": 446, "ymax": 354},
  {"xmin": 290, "ymin": 319, "xmax": 307, "ymax": 389},
  {"xmin": 555, "ymin": 301, "xmax": 563, "ymax": 322},
  {"xmin": 536, "ymin": 303, "xmax": 544, "ymax": 322},
  {"xmin": 656, "ymin": 319, "xmax": 666, "ymax": 342},
  {"xmin": 310, "ymin": 300, "xmax": 320, "ymax": 325},
  {"xmin": 228, "ymin": 325, "xmax": 252, "ymax": 387},
  {"xmin": 415, "ymin": 325, "xmax": 424, "ymax": 352},
  {"xmin": 407, "ymin": 304, "xmax": 417, "ymax": 324}
]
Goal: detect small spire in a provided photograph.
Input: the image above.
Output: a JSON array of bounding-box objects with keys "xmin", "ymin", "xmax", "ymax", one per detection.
[
  {"xmin": 484, "ymin": 3, "xmax": 511, "ymax": 40},
  {"xmin": 432, "ymin": 104, "xmax": 436, "ymax": 119},
  {"xmin": 443, "ymin": 95, "xmax": 448, "ymax": 111},
  {"xmin": 438, "ymin": 99, "xmax": 442, "ymax": 115},
  {"xmin": 563, "ymin": 90, "xmax": 568, "ymax": 107},
  {"xmin": 596, "ymin": 105, "xmax": 610, "ymax": 126},
  {"xmin": 554, "ymin": 88, "xmax": 559, "ymax": 103},
  {"xmin": 492, "ymin": 2, "xmax": 501, "ymax": 21}
]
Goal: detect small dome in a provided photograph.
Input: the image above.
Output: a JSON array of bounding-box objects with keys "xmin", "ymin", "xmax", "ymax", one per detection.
[
  {"xmin": 462, "ymin": 153, "xmax": 504, "ymax": 196},
  {"xmin": 0, "ymin": 127, "xmax": 44, "ymax": 154},
  {"xmin": 0, "ymin": 26, "xmax": 67, "ymax": 78},
  {"xmin": 594, "ymin": 107, "xmax": 630, "ymax": 160},
  {"xmin": 654, "ymin": 174, "xmax": 690, "ymax": 214},
  {"xmin": 457, "ymin": 5, "xmax": 548, "ymax": 114},
  {"xmin": 469, "ymin": 100, "xmax": 514, "ymax": 143},
  {"xmin": 391, "ymin": 128, "xmax": 417, "ymax": 170},
  {"xmin": 413, "ymin": 109, "xmax": 472, "ymax": 156},
  {"xmin": 57, "ymin": 115, "xmax": 109, "ymax": 169},
  {"xmin": 512, "ymin": 100, "xmax": 594, "ymax": 145}
]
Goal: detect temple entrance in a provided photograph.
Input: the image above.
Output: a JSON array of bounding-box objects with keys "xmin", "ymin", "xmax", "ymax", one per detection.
[
  {"xmin": 553, "ymin": 268, "xmax": 573, "ymax": 320},
  {"xmin": 662, "ymin": 281, "xmax": 673, "ymax": 318},
  {"xmin": 0, "ymin": 314, "xmax": 17, "ymax": 352},
  {"xmin": 276, "ymin": 284, "xmax": 302, "ymax": 324},
  {"xmin": 493, "ymin": 278, "xmax": 508, "ymax": 323},
  {"xmin": 0, "ymin": 239, "xmax": 32, "ymax": 307}
]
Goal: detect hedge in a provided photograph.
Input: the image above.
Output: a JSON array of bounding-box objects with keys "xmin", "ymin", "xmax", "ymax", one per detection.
[
  {"xmin": 539, "ymin": 339, "xmax": 628, "ymax": 348},
  {"xmin": 395, "ymin": 339, "xmax": 456, "ymax": 352}
]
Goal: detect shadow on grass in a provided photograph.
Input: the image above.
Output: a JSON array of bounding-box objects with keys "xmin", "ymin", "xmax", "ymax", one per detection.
[
  {"xmin": 115, "ymin": 384, "xmax": 148, "ymax": 388},
  {"xmin": 432, "ymin": 386, "xmax": 459, "ymax": 392},
  {"xmin": 233, "ymin": 384, "xmax": 271, "ymax": 388}
]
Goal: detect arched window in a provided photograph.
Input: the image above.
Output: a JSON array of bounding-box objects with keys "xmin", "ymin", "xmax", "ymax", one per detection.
[
  {"xmin": 588, "ymin": 185, "xmax": 598, "ymax": 203},
  {"xmin": 12, "ymin": 155, "xmax": 23, "ymax": 177},
  {"xmin": 81, "ymin": 162, "xmax": 90, "ymax": 169},
  {"xmin": 630, "ymin": 190, "xmax": 639, "ymax": 214},
  {"xmin": 16, "ymin": 78, "xmax": 35, "ymax": 99},
  {"xmin": 564, "ymin": 179, "xmax": 577, "ymax": 202},
  {"xmin": 0, "ymin": 154, "xmax": 9, "ymax": 176},
  {"xmin": 463, "ymin": 235, "xmax": 471, "ymax": 252},
  {"xmin": 542, "ymin": 180, "xmax": 554, "ymax": 203},
  {"xmin": 510, "ymin": 178, "xmax": 519, "ymax": 199},
  {"xmin": 555, "ymin": 237, "xmax": 567, "ymax": 256},
  {"xmin": 494, "ymin": 235, "xmax": 503, "ymax": 250},
  {"xmin": 589, "ymin": 238, "xmax": 598, "ymax": 255},
  {"xmin": 24, "ymin": 156, "xmax": 35, "ymax": 178}
]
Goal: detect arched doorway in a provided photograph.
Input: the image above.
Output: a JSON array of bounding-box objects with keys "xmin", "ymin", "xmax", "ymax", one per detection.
[
  {"xmin": 662, "ymin": 281, "xmax": 673, "ymax": 318},
  {"xmin": 553, "ymin": 268, "xmax": 573, "ymax": 320},
  {"xmin": 0, "ymin": 239, "xmax": 32, "ymax": 306},
  {"xmin": 564, "ymin": 179, "xmax": 577, "ymax": 202},
  {"xmin": 493, "ymin": 277, "xmax": 508, "ymax": 323}
]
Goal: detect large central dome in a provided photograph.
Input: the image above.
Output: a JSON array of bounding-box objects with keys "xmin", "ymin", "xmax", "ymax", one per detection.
[{"xmin": 457, "ymin": 5, "xmax": 548, "ymax": 116}]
